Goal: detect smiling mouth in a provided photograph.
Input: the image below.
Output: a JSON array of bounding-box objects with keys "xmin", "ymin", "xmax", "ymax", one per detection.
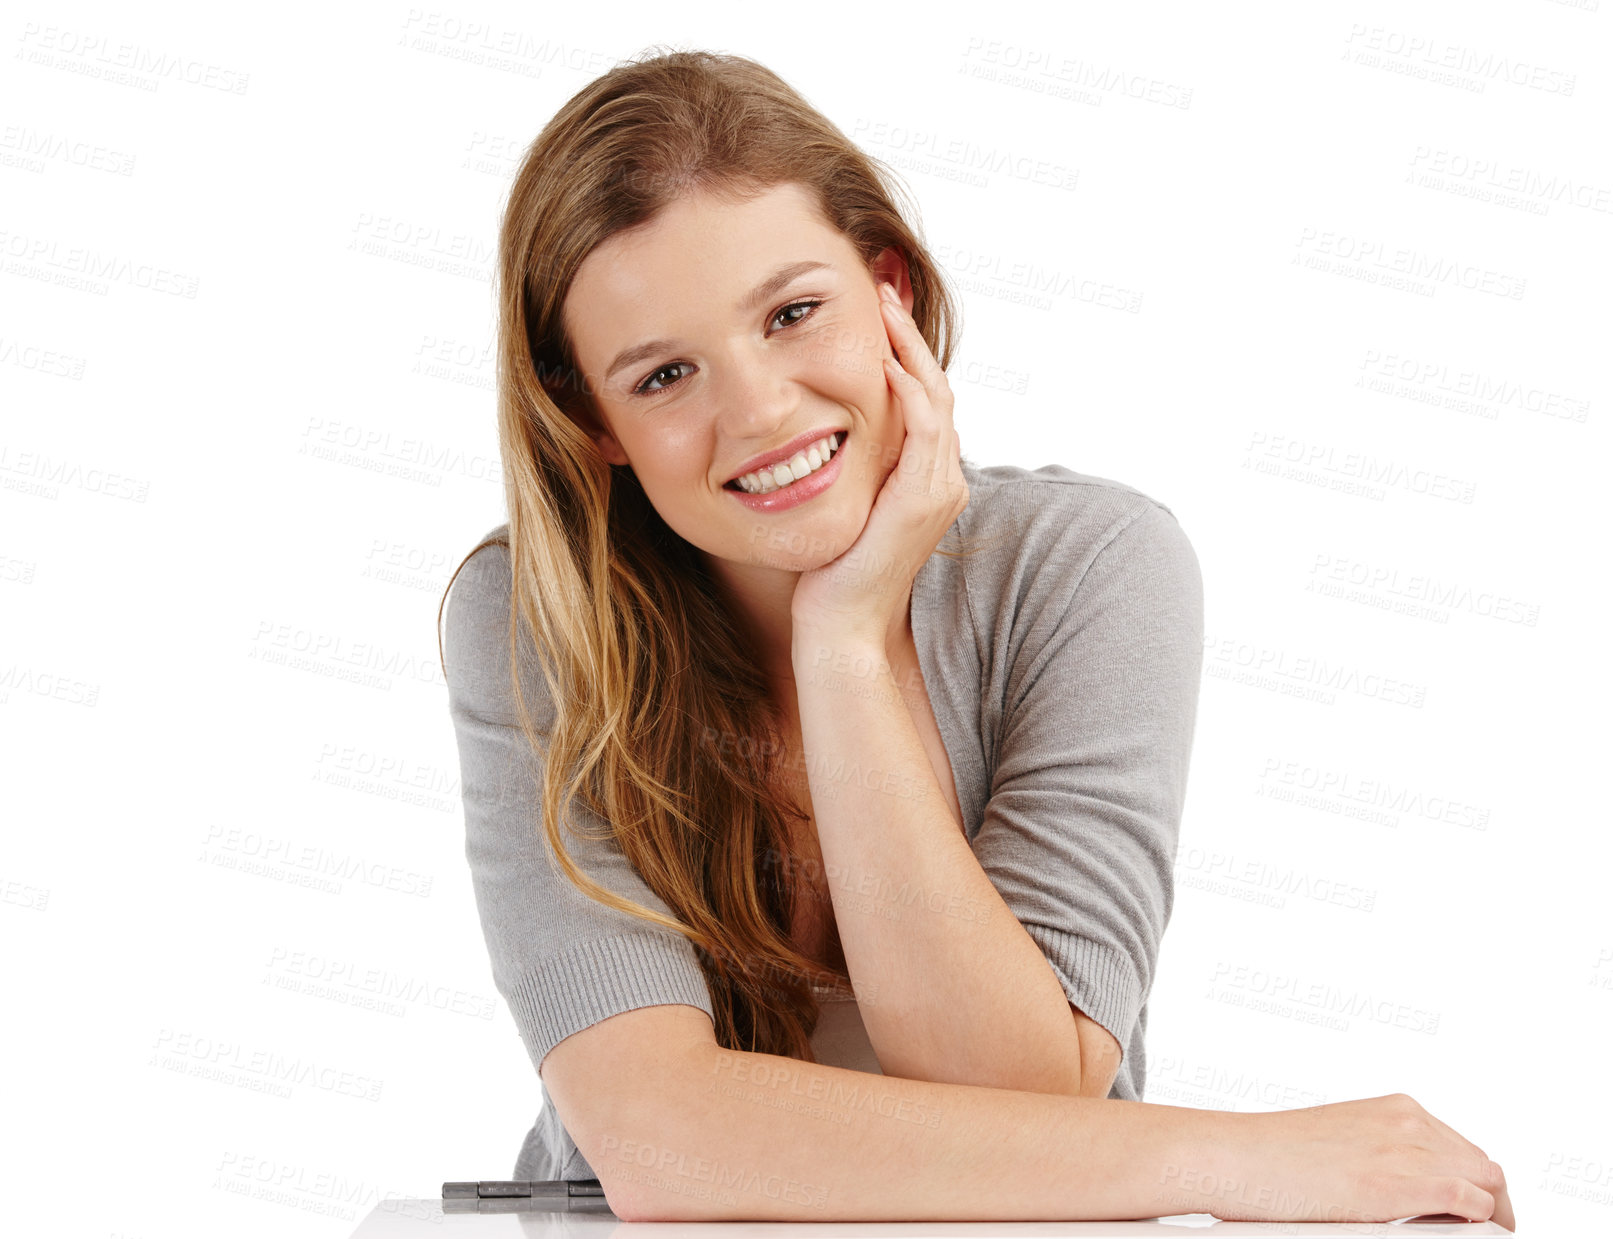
[{"xmin": 723, "ymin": 430, "xmax": 847, "ymax": 493}]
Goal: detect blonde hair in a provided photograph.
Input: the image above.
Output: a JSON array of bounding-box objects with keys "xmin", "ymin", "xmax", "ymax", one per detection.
[{"xmin": 437, "ymin": 46, "xmax": 1002, "ymax": 1061}]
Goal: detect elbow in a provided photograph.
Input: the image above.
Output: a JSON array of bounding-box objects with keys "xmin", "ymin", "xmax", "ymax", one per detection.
[
  {"xmin": 594, "ymin": 1182, "xmax": 637, "ymax": 1223},
  {"xmin": 571, "ymin": 1047, "xmax": 724, "ymax": 1223},
  {"xmin": 600, "ymin": 1180, "xmax": 654, "ymax": 1225},
  {"xmin": 1040, "ymin": 1065, "xmax": 1099, "ymax": 1100},
  {"xmin": 590, "ymin": 1142, "xmax": 704, "ymax": 1224},
  {"xmin": 1020, "ymin": 1069, "xmax": 1112, "ymax": 1102},
  {"xmin": 1077, "ymin": 1073, "xmax": 1117, "ymax": 1100},
  {"xmin": 927, "ymin": 1054, "xmax": 1085, "ymax": 1098},
  {"xmin": 1022, "ymin": 1050, "xmax": 1116, "ymax": 1101},
  {"xmin": 590, "ymin": 1132, "xmax": 708, "ymax": 1224},
  {"xmin": 582, "ymin": 1130, "xmax": 674, "ymax": 1223},
  {"xmin": 592, "ymin": 1162, "xmax": 648, "ymax": 1223},
  {"xmin": 1077, "ymin": 1058, "xmax": 1122, "ymax": 1100},
  {"xmin": 575, "ymin": 1130, "xmax": 675, "ymax": 1222}
]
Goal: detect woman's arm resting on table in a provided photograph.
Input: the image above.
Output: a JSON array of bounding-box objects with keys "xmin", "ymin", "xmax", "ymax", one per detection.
[{"xmin": 543, "ymin": 1007, "xmax": 1513, "ymax": 1228}]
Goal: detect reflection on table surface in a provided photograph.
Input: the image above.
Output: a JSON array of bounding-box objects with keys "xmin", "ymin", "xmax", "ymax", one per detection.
[{"xmin": 350, "ymin": 1200, "xmax": 1513, "ymax": 1238}]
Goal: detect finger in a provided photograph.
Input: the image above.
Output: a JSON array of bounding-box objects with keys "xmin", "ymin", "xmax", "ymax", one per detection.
[
  {"xmin": 881, "ymin": 351, "xmax": 942, "ymax": 449},
  {"xmin": 884, "ymin": 355, "xmax": 941, "ymax": 474},
  {"xmin": 1490, "ymin": 1183, "xmax": 1515, "ymax": 1232},
  {"xmin": 880, "ymin": 292, "xmax": 954, "ymax": 419},
  {"xmin": 880, "ymin": 302, "xmax": 952, "ymax": 426},
  {"xmin": 884, "ymin": 354, "xmax": 952, "ymax": 495},
  {"xmin": 1396, "ymin": 1105, "xmax": 1509, "ymax": 1230},
  {"xmin": 1392, "ymin": 1182, "xmax": 1497, "ymax": 1228},
  {"xmin": 877, "ymin": 291, "xmax": 958, "ymax": 497},
  {"xmin": 877, "ymin": 292, "xmax": 961, "ymax": 504},
  {"xmin": 1414, "ymin": 1106, "xmax": 1503, "ymax": 1198},
  {"xmin": 1431, "ymin": 1177, "xmax": 1496, "ymax": 1227}
]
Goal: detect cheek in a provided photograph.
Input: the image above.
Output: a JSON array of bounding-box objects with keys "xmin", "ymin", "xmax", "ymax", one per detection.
[
  {"xmin": 647, "ymin": 426, "xmax": 708, "ymax": 472},
  {"xmin": 787, "ymin": 304, "xmax": 853, "ymax": 351},
  {"xmin": 807, "ymin": 314, "xmax": 888, "ymax": 389}
]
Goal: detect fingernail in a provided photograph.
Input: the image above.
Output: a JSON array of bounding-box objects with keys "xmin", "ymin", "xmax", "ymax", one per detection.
[{"xmin": 879, "ymin": 281, "xmax": 897, "ymax": 304}]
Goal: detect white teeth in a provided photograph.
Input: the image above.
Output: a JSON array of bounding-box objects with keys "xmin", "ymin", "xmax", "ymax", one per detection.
[{"xmin": 735, "ymin": 432, "xmax": 843, "ymax": 494}]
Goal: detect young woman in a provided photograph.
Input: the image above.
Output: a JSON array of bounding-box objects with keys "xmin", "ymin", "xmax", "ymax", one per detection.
[{"xmin": 437, "ymin": 48, "xmax": 1513, "ymax": 1229}]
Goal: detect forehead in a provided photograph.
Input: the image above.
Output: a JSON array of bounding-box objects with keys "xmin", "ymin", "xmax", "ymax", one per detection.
[{"xmin": 563, "ymin": 182, "xmax": 854, "ymax": 356}]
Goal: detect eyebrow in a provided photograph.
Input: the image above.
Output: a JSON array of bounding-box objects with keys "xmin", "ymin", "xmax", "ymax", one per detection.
[{"xmin": 602, "ymin": 259, "xmax": 835, "ymax": 385}]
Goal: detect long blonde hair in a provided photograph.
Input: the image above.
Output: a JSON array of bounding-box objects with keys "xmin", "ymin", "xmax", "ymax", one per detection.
[{"xmin": 437, "ymin": 46, "xmax": 1001, "ymax": 1062}]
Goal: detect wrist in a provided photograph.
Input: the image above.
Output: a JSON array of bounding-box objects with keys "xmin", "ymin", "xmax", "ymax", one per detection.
[
  {"xmin": 792, "ymin": 601, "xmax": 909, "ymax": 663},
  {"xmin": 789, "ymin": 619, "xmax": 889, "ymax": 676},
  {"xmin": 1160, "ymin": 1107, "xmax": 1260, "ymax": 1220}
]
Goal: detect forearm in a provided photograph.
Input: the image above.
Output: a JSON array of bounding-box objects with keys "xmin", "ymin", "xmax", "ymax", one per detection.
[
  {"xmin": 599, "ymin": 1041, "xmax": 1241, "ymax": 1223},
  {"xmin": 791, "ymin": 628, "xmax": 1084, "ymax": 1094}
]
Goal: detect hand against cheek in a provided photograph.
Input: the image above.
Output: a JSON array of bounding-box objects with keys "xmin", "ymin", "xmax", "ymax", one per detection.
[{"xmin": 788, "ymin": 281, "xmax": 969, "ymax": 651}]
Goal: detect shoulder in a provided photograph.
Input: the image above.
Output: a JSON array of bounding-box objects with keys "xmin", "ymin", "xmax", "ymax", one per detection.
[
  {"xmin": 447, "ymin": 523, "xmax": 513, "ymax": 612},
  {"xmin": 955, "ymin": 459, "xmax": 1198, "ymax": 605},
  {"xmin": 443, "ymin": 523, "xmax": 532, "ymax": 722},
  {"xmin": 444, "ymin": 524, "xmax": 513, "ymax": 653}
]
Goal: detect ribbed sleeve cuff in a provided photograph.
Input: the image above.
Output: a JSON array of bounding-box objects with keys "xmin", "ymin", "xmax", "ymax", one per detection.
[
  {"xmin": 1023, "ymin": 923, "xmax": 1145, "ymax": 1061},
  {"xmin": 499, "ymin": 932, "xmax": 716, "ymax": 1078}
]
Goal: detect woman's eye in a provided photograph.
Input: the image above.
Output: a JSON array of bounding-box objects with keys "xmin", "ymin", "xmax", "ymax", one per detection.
[
  {"xmin": 635, "ymin": 362, "xmax": 692, "ymax": 395},
  {"xmin": 630, "ymin": 299, "xmax": 826, "ymax": 397},
  {"xmin": 771, "ymin": 298, "xmax": 823, "ymax": 330}
]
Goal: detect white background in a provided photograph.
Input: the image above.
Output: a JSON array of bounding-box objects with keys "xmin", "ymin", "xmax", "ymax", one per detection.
[{"xmin": 2, "ymin": 1, "xmax": 1608, "ymax": 1235}]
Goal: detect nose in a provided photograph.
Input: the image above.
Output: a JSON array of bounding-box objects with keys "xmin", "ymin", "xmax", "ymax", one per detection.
[{"xmin": 712, "ymin": 338, "xmax": 803, "ymax": 443}]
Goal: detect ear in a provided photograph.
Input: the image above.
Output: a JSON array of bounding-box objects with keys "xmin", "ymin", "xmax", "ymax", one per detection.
[
  {"xmin": 593, "ymin": 428, "xmax": 631, "ymax": 467},
  {"xmin": 869, "ymin": 246, "xmax": 915, "ymax": 318},
  {"xmin": 576, "ymin": 403, "xmax": 631, "ymax": 466}
]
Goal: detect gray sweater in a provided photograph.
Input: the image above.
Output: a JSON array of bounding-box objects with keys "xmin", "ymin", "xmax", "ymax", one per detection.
[{"xmin": 443, "ymin": 460, "xmax": 1205, "ymax": 1181}]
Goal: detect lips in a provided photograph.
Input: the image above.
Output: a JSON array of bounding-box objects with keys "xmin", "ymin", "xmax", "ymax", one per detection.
[{"xmin": 724, "ymin": 426, "xmax": 848, "ymax": 488}]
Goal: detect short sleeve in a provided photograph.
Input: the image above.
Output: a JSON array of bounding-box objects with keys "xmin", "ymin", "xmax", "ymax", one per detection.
[
  {"xmin": 444, "ymin": 540, "xmax": 715, "ymax": 1080},
  {"xmin": 969, "ymin": 499, "xmax": 1204, "ymax": 1070}
]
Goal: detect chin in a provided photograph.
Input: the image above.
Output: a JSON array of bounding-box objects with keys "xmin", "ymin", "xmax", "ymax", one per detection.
[{"xmin": 734, "ymin": 518, "xmax": 855, "ymax": 574}]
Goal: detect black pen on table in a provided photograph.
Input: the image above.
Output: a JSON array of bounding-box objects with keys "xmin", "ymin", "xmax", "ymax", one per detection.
[{"xmin": 442, "ymin": 1179, "xmax": 614, "ymax": 1213}]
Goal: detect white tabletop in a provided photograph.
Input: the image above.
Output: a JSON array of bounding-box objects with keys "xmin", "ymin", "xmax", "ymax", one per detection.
[{"xmin": 350, "ymin": 1201, "xmax": 1512, "ymax": 1236}]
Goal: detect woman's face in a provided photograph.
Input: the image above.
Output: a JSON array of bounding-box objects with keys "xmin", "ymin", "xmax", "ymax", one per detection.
[{"xmin": 561, "ymin": 181, "xmax": 914, "ymax": 579}]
